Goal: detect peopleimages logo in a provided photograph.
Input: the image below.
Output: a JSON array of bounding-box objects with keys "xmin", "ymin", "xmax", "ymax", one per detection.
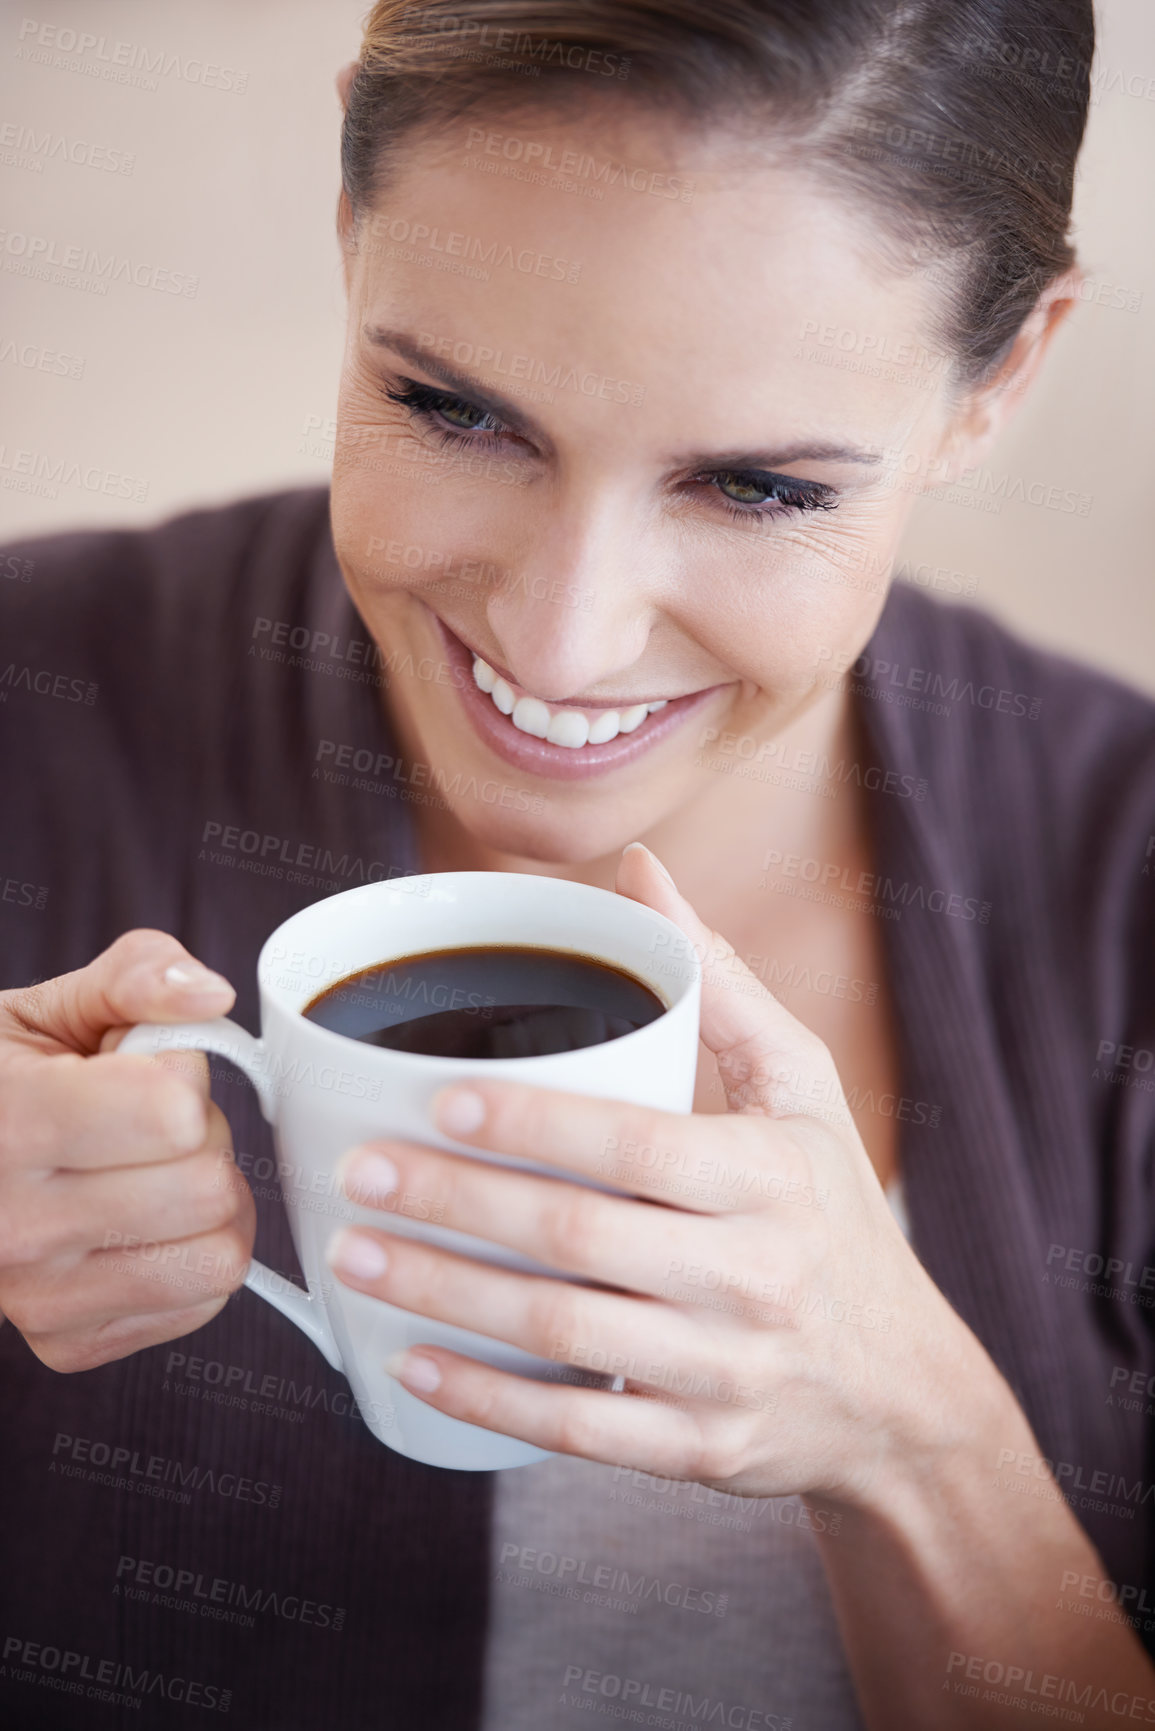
[
  {"xmin": 0, "ymin": 229, "xmax": 198, "ymax": 296},
  {"xmin": 51, "ymin": 1432, "xmax": 282, "ymax": 1510},
  {"xmin": 0, "ymin": 662, "xmax": 97, "ymax": 704},
  {"xmin": 115, "ymin": 1555, "xmax": 345, "ymax": 1632},
  {"xmin": 363, "ymin": 211, "xmax": 582, "ymax": 284},
  {"xmin": 163, "ymin": 1347, "xmax": 395, "ymax": 1427},
  {"xmin": 14, "ymin": 18, "xmax": 249, "ymax": 93},
  {"xmin": 759, "ymin": 848, "xmax": 991, "ymax": 925},
  {"xmin": 559, "ymin": 1666, "xmax": 789, "ymax": 1728},
  {"xmin": 2, "ymin": 1636, "xmax": 230, "ymax": 1713},
  {"xmin": 946, "ymin": 1650, "xmax": 1155, "ymax": 1721},
  {"xmin": 496, "ymin": 1542, "xmax": 727, "ymax": 1617}
]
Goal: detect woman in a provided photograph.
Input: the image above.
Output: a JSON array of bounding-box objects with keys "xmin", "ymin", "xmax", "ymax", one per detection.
[{"xmin": 2, "ymin": 1, "xmax": 1153, "ymax": 1726}]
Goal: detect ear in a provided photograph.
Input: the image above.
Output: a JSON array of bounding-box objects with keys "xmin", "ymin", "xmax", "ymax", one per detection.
[
  {"xmin": 335, "ymin": 62, "xmax": 359, "ymax": 281},
  {"xmin": 337, "ymin": 188, "xmax": 356, "ymax": 245},
  {"xmin": 336, "ymin": 189, "xmax": 358, "ymax": 292},
  {"xmin": 932, "ymin": 268, "xmax": 1083, "ymax": 482},
  {"xmin": 336, "ymin": 60, "xmax": 358, "ymax": 109}
]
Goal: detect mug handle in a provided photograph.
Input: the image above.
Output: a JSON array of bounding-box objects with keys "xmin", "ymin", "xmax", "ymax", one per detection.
[{"xmin": 118, "ymin": 1018, "xmax": 344, "ymax": 1372}]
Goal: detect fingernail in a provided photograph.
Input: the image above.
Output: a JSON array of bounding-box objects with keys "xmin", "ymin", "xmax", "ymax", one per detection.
[
  {"xmin": 385, "ymin": 1349, "xmax": 442, "ymax": 1394},
  {"xmin": 164, "ymin": 962, "xmax": 233, "ymax": 995},
  {"xmin": 342, "ymin": 1147, "xmax": 400, "ymax": 1204},
  {"xmin": 624, "ymin": 841, "xmax": 674, "ymax": 886},
  {"xmin": 432, "ymin": 1086, "xmax": 486, "ymax": 1137},
  {"xmin": 327, "ymin": 1229, "xmax": 388, "ymax": 1281}
]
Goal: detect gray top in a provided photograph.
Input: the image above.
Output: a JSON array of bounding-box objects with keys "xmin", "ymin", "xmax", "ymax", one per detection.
[{"xmin": 480, "ymin": 1180, "xmax": 910, "ymax": 1730}]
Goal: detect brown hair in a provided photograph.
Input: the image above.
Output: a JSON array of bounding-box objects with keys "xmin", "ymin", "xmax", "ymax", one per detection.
[{"xmin": 341, "ymin": 0, "xmax": 1094, "ymax": 388}]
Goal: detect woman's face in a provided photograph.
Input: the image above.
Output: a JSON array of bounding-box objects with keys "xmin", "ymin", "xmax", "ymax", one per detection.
[{"xmin": 330, "ymin": 102, "xmax": 972, "ymax": 864}]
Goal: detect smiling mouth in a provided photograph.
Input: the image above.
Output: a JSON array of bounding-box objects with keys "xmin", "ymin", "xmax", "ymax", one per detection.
[
  {"xmin": 469, "ymin": 655, "xmax": 671, "ymax": 749},
  {"xmin": 429, "ymin": 611, "xmax": 727, "ymax": 782}
]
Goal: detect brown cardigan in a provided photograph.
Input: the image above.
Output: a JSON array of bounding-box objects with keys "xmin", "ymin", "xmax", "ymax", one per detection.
[{"xmin": 1, "ymin": 487, "xmax": 1153, "ymax": 1728}]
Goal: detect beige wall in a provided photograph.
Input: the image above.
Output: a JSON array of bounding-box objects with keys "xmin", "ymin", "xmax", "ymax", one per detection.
[{"xmin": 3, "ymin": 1, "xmax": 1153, "ymax": 691}]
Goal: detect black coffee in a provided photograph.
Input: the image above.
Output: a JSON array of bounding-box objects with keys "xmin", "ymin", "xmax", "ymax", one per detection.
[{"xmin": 303, "ymin": 945, "xmax": 665, "ymax": 1060}]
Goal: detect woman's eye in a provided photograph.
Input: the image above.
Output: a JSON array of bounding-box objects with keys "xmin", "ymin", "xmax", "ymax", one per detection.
[
  {"xmin": 434, "ymin": 396, "xmax": 500, "ymax": 433},
  {"xmin": 382, "ymin": 378, "xmax": 510, "ymax": 440},
  {"xmin": 715, "ymin": 471, "xmax": 778, "ymax": 505},
  {"xmin": 701, "ymin": 467, "xmax": 836, "ymax": 520}
]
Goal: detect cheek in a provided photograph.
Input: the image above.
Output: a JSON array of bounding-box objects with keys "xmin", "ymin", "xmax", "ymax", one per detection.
[
  {"xmin": 330, "ymin": 454, "xmax": 449, "ymax": 605},
  {"xmin": 671, "ymin": 519, "xmax": 897, "ymax": 699},
  {"xmin": 331, "ymin": 443, "xmax": 532, "ymax": 613}
]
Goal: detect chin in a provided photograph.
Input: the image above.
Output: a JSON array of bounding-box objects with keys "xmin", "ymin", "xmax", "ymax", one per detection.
[{"xmin": 441, "ymin": 792, "xmax": 639, "ymax": 867}]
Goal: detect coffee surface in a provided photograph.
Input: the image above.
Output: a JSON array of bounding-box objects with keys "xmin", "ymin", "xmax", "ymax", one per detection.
[{"xmin": 303, "ymin": 945, "xmax": 665, "ymax": 1059}]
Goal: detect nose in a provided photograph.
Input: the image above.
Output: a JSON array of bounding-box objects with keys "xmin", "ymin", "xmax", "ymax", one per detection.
[{"xmin": 483, "ymin": 495, "xmax": 655, "ymax": 705}]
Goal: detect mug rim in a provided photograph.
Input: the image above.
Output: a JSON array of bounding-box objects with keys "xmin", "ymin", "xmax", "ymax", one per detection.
[{"xmin": 255, "ymin": 870, "xmax": 702, "ymax": 1073}]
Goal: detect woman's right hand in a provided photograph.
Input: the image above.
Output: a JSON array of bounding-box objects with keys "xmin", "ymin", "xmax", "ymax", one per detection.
[{"xmin": 0, "ymin": 929, "xmax": 256, "ymax": 1371}]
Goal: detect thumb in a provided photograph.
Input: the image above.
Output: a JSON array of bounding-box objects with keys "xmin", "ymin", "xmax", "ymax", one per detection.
[
  {"xmin": 0, "ymin": 929, "xmax": 235, "ymax": 1058},
  {"xmin": 615, "ymin": 842, "xmax": 847, "ymax": 1121}
]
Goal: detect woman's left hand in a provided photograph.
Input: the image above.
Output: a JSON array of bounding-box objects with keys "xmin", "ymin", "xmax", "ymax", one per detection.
[{"xmin": 328, "ymin": 843, "xmax": 996, "ymax": 1507}]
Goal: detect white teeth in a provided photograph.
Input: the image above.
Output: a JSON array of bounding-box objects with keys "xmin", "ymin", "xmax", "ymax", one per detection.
[
  {"xmin": 546, "ymin": 710, "xmax": 591, "ymax": 749},
  {"xmin": 470, "ymin": 654, "xmax": 673, "ymax": 747},
  {"xmin": 616, "ymin": 704, "xmax": 649, "ymax": 734},
  {"xmin": 490, "ymin": 676, "xmax": 516, "ymax": 715},
  {"xmin": 511, "ymin": 695, "xmax": 551, "ymax": 738},
  {"xmin": 587, "ymin": 710, "xmax": 621, "ymax": 745}
]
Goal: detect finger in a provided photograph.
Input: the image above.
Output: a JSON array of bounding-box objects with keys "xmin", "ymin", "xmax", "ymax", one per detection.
[
  {"xmin": 616, "ymin": 842, "xmax": 845, "ymax": 1118},
  {"xmin": 22, "ymin": 1298, "xmax": 231, "ymax": 1375},
  {"xmin": 2, "ymin": 1048, "xmax": 212, "ymax": 1170},
  {"xmin": 325, "ymin": 1226, "xmax": 746, "ymax": 1392},
  {"xmin": 341, "ymin": 1140, "xmax": 736, "ymax": 1288},
  {"xmin": 0, "ymin": 929, "xmax": 235, "ymax": 1056},
  {"xmin": 423, "ymin": 1075, "xmax": 806, "ymax": 1213},
  {"xmin": 10, "ymin": 1116, "xmax": 242, "ymax": 1264},
  {"xmin": 101, "ymin": 1032, "xmax": 213, "ymax": 1108},
  {"xmin": 0, "ymin": 1217, "xmax": 255, "ymax": 1338},
  {"xmin": 381, "ymin": 1345, "xmax": 719, "ymax": 1480}
]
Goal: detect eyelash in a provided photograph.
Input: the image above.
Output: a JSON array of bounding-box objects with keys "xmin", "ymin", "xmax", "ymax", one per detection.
[{"xmin": 382, "ymin": 377, "xmax": 839, "ymax": 526}]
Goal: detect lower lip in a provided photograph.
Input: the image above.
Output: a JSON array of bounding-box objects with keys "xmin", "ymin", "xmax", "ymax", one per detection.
[{"xmin": 431, "ymin": 611, "xmax": 724, "ymax": 783}]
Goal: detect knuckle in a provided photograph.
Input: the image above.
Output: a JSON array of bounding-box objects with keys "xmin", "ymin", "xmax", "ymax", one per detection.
[
  {"xmin": 554, "ymin": 1401, "xmax": 603, "ymax": 1460},
  {"xmin": 147, "ymin": 1074, "xmax": 207, "ymax": 1154},
  {"xmin": 792, "ymin": 1196, "xmax": 832, "ymax": 1264},
  {"xmin": 456, "ymin": 1367, "xmax": 507, "ymax": 1435},
  {"xmin": 212, "ymin": 1227, "xmax": 253, "ymax": 1295},
  {"xmin": 531, "ymin": 1280, "xmax": 590, "ymax": 1359},
  {"xmin": 8, "ymin": 1290, "xmax": 62, "ymax": 1338},
  {"xmin": 0, "ymin": 1056, "xmax": 74, "ymax": 1163},
  {"xmin": 398, "ymin": 1148, "xmax": 446, "ymax": 1217},
  {"xmin": 624, "ymin": 1106, "xmax": 668, "ymax": 1155},
  {"xmin": 153, "ymin": 1048, "xmax": 211, "ymax": 1092},
  {"xmin": 28, "ymin": 1333, "xmax": 106, "ymax": 1374},
  {"xmin": 696, "ymin": 1425, "xmax": 756, "ymax": 1484},
  {"xmin": 539, "ymin": 1188, "xmax": 605, "ymax": 1272},
  {"xmin": 718, "ymin": 1339, "xmax": 762, "ymax": 1393},
  {"xmin": 400, "ymin": 1243, "xmax": 444, "ymax": 1312},
  {"xmin": 184, "ymin": 1149, "xmax": 244, "ymax": 1227},
  {"xmin": 0, "ymin": 1218, "xmax": 47, "ymax": 1269}
]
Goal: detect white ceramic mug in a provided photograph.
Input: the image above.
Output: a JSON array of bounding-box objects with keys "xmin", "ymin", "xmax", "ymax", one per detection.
[{"xmin": 120, "ymin": 872, "xmax": 701, "ymax": 1471}]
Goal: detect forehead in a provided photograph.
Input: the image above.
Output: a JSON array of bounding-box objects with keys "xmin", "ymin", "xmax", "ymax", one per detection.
[{"xmin": 350, "ymin": 104, "xmax": 950, "ymax": 442}]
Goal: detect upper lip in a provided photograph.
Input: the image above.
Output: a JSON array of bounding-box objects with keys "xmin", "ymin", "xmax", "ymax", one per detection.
[{"xmin": 442, "ymin": 617, "xmax": 710, "ymax": 710}]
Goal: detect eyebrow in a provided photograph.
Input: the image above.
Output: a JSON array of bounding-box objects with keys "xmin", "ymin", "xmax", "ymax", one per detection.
[{"xmin": 363, "ymin": 324, "xmax": 885, "ymax": 471}]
